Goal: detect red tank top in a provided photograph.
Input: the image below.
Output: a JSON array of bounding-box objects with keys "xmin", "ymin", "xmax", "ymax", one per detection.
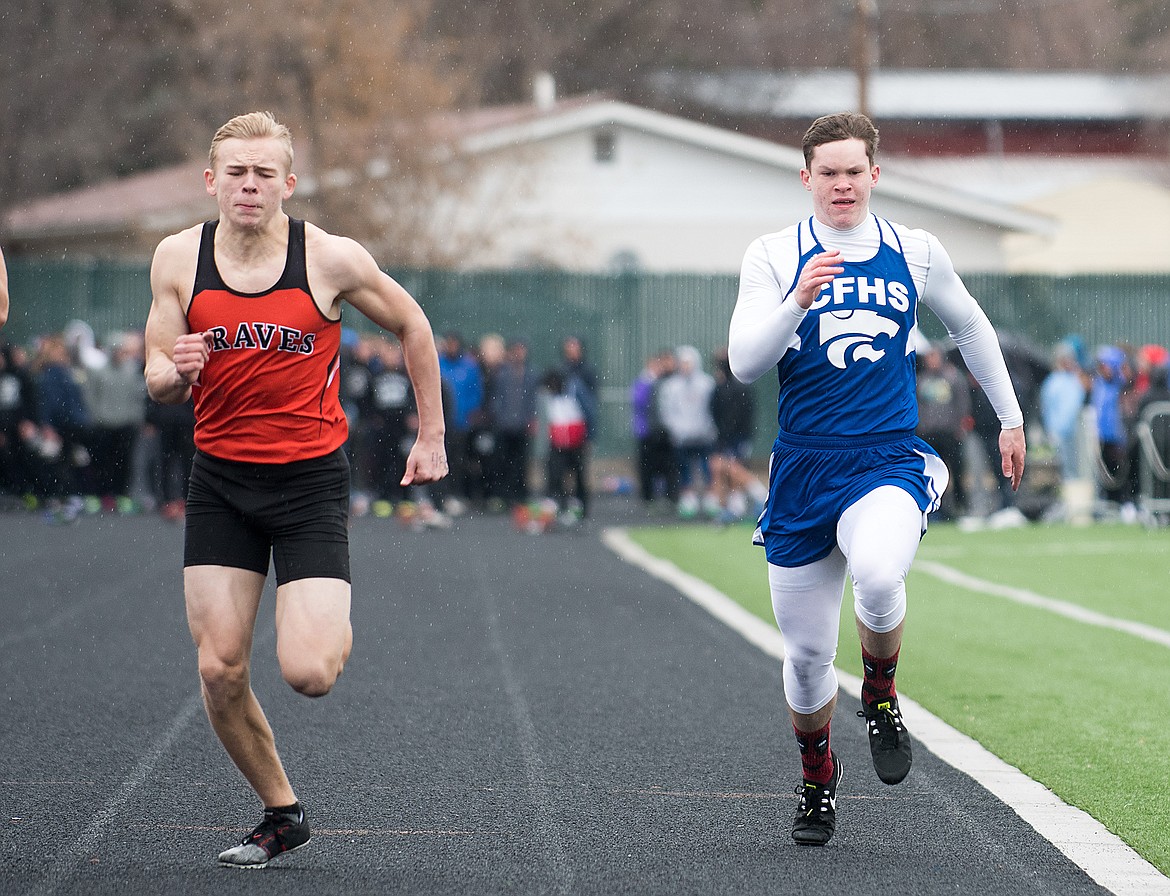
[{"xmin": 186, "ymin": 218, "xmax": 347, "ymax": 463}]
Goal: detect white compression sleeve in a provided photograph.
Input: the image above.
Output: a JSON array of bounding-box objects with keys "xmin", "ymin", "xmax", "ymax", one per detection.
[
  {"xmin": 769, "ymin": 552, "xmax": 848, "ymax": 715},
  {"xmin": 728, "ymin": 235, "xmax": 806, "ymax": 384},
  {"xmin": 918, "ymin": 235, "xmax": 1024, "ymax": 429},
  {"xmin": 837, "ymin": 485, "xmax": 925, "ymax": 634}
]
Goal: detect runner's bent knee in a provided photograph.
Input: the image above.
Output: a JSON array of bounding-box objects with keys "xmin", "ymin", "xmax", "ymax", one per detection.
[
  {"xmin": 281, "ymin": 655, "xmax": 342, "ymax": 698},
  {"xmin": 850, "ymin": 553, "xmax": 908, "ymax": 634},
  {"xmin": 278, "ymin": 623, "xmax": 349, "ymax": 697},
  {"xmin": 275, "ymin": 578, "xmax": 351, "ymax": 697},
  {"xmin": 197, "ymin": 648, "xmax": 252, "ymax": 706},
  {"xmin": 838, "ymin": 486, "xmax": 920, "ymax": 634},
  {"xmin": 782, "ymin": 643, "xmax": 839, "ymax": 715}
]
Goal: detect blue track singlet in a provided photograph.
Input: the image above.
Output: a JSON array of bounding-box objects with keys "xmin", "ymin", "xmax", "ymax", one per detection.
[
  {"xmin": 753, "ymin": 215, "xmax": 949, "ymax": 567},
  {"xmin": 775, "ymin": 215, "xmax": 921, "ymax": 438}
]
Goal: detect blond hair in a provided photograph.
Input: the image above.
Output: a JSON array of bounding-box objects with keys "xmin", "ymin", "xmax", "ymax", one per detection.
[{"xmin": 208, "ymin": 111, "xmax": 294, "ymax": 172}]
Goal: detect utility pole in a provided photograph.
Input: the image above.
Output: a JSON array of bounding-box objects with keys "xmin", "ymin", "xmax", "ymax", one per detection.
[{"xmin": 854, "ymin": 0, "xmax": 879, "ymax": 118}]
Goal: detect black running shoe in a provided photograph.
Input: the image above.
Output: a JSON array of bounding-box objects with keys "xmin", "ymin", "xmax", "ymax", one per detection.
[
  {"xmin": 218, "ymin": 806, "xmax": 311, "ymax": 869},
  {"xmin": 791, "ymin": 752, "xmax": 842, "ymax": 846},
  {"xmin": 858, "ymin": 697, "xmax": 913, "ymax": 785}
]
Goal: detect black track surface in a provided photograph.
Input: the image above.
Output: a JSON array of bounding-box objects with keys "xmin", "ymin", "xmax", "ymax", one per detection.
[{"xmin": 0, "ymin": 501, "xmax": 1110, "ymax": 895}]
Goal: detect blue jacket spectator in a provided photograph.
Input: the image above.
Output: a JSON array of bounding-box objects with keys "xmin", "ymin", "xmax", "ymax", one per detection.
[
  {"xmin": 439, "ymin": 332, "xmax": 483, "ymax": 433},
  {"xmin": 1091, "ymin": 346, "xmax": 1128, "ymax": 447},
  {"xmin": 1091, "ymin": 344, "xmax": 1131, "ymax": 505},
  {"xmin": 438, "ymin": 332, "xmax": 483, "ymax": 508}
]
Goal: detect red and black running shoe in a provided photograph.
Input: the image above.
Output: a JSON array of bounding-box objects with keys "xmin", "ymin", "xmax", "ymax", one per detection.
[{"xmin": 218, "ymin": 806, "xmax": 311, "ymax": 869}]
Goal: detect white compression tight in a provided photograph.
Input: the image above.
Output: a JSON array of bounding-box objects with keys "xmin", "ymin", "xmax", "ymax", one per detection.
[{"xmin": 768, "ymin": 486, "xmax": 927, "ymax": 716}]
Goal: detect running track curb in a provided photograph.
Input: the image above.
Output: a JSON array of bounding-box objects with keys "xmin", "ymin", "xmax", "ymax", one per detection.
[{"xmin": 601, "ymin": 527, "xmax": 1170, "ymax": 896}]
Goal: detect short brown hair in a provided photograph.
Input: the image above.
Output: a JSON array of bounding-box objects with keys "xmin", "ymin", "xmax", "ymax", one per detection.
[
  {"xmin": 801, "ymin": 112, "xmax": 880, "ymax": 169},
  {"xmin": 208, "ymin": 111, "xmax": 294, "ymax": 172}
]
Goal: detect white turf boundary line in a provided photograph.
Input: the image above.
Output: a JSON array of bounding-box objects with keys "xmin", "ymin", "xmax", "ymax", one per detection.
[
  {"xmin": 915, "ymin": 559, "xmax": 1170, "ymax": 649},
  {"xmin": 601, "ymin": 528, "xmax": 1170, "ymax": 896}
]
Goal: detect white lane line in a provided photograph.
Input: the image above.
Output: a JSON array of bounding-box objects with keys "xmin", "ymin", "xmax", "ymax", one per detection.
[
  {"xmin": 29, "ymin": 616, "xmax": 276, "ymax": 894},
  {"xmin": 915, "ymin": 560, "xmax": 1170, "ymax": 649},
  {"xmin": 473, "ymin": 559, "xmax": 575, "ymax": 894},
  {"xmin": 29, "ymin": 692, "xmax": 206, "ymax": 896},
  {"xmin": 601, "ymin": 527, "xmax": 1170, "ymax": 896}
]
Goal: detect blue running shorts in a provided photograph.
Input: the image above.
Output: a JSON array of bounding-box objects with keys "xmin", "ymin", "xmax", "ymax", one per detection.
[{"xmin": 753, "ymin": 428, "xmax": 949, "ymax": 568}]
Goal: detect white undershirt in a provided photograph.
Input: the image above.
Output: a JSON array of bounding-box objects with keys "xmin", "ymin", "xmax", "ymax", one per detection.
[{"xmin": 728, "ymin": 215, "xmax": 1024, "ymax": 430}]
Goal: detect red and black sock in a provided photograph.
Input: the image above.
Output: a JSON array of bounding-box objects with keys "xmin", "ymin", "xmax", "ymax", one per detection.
[
  {"xmin": 794, "ymin": 721, "xmax": 833, "ymax": 785},
  {"xmin": 861, "ymin": 646, "xmax": 899, "ymax": 708}
]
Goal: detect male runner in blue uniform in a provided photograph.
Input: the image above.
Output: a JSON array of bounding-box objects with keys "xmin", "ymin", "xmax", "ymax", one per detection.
[{"xmin": 728, "ymin": 112, "xmax": 1026, "ymax": 846}]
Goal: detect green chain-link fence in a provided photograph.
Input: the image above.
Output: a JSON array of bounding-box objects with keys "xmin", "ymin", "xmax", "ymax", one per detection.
[{"xmin": 7, "ymin": 260, "xmax": 1170, "ymax": 456}]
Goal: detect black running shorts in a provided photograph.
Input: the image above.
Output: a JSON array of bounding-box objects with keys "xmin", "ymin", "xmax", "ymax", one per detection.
[{"xmin": 184, "ymin": 447, "xmax": 351, "ymax": 584}]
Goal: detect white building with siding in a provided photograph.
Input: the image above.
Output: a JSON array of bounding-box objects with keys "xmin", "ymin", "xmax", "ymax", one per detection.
[{"xmin": 441, "ymin": 97, "xmax": 1050, "ymax": 274}]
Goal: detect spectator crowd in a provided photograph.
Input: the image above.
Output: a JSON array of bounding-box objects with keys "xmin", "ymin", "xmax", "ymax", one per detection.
[
  {"xmin": 1, "ymin": 319, "xmax": 1167, "ymax": 528},
  {"xmin": 0, "ymin": 321, "xmax": 194, "ymax": 523},
  {"xmin": 914, "ymin": 333, "xmax": 1170, "ymax": 526},
  {"xmin": 0, "ymin": 322, "xmax": 592, "ymax": 527},
  {"xmin": 630, "ymin": 344, "xmax": 769, "ymax": 524}
]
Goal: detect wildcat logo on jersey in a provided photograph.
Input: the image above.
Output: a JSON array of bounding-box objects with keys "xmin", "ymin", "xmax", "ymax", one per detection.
[
  {"xmin": 206, "ymin": 323, "xmax": 316, "ymax": 355},
  {"xmin": 819, "ymin": 308, "xmax": 900, "ymax": 370},
  {"xmin": 808, "ymin": 274, "xmax": 911, "ymax": 370}
]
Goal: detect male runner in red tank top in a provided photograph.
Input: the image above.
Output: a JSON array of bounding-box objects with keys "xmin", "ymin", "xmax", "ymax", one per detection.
[{"xmin": 144, "ymin": 111, "xmax": 447, "ymax": 869}]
